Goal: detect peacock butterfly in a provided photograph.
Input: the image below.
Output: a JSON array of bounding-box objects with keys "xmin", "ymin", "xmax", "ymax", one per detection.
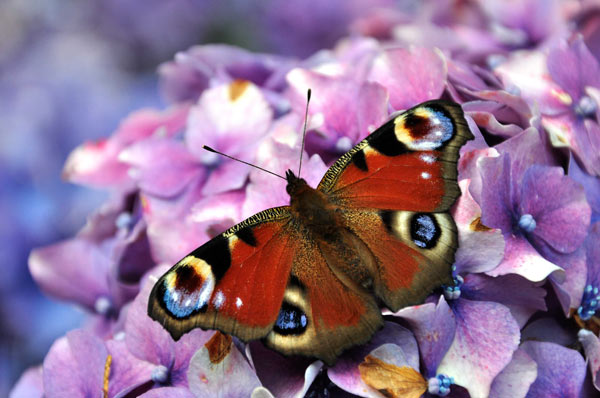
[{"xmin": 147, "ymin": 100, "xmax": 473, "ymax": 365}]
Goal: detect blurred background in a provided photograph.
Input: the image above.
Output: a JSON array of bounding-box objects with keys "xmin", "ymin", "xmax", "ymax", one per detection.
[{"xmin": 0, "ymin": 0, "xmax": 399, "ymax": 394}]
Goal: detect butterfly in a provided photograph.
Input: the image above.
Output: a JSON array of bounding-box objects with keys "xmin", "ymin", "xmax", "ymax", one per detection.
[{"xmin": 148, "ymin": 100, "xmax": 473, "ymax": 365}]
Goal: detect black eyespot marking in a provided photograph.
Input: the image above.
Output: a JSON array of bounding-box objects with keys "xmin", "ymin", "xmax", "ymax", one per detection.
[
  {"xmin": 351, "ymin": 150, "xmax": 368, "ymax": 171},
  {"xmin": 369, "ymin": 122, "xmax": 409, "ymax": 156},
  {"xmin": 191, "ymin": 235, "xmax": 231, "ymax": 280},
  {"xmin": 235, "ymin": 227, "xmax": 257, "ymax": 247},
  {"xmin": 403, "ymin": 113, "xmax": 430, "ymax": 139},
  {"xmin": 288, "ymin": 275, "xmax": 307, "ymax": 293},
  {"xmin": 173, "ymin": 265, "xmax": 203, "ymax": 292},
  {"xmin": 273, "ymin": 302, "xmax": 308, "ymax": 335},
  {"xmin": 410, "ymin": 213, "xmax": 440, "ymax": 249},
  {"xmin": 380, "ymin": 210, "xmax": 394, "ymax": 233}
]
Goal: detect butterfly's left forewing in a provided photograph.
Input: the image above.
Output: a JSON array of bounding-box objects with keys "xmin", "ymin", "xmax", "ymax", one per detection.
[{"xmin": 148, "ymin": 207, "xmax": 297, "ymax": 342}]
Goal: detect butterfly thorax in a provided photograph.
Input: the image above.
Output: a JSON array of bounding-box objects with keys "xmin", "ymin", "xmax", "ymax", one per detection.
[{"xmin": 285, "ymin": 169, "xmax": 339, "ymax": 235}]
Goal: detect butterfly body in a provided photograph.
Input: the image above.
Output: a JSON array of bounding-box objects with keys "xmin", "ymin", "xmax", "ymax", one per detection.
[{"xmin": 148, "ymin": 100, "xmax": 473, "ymax": 365}]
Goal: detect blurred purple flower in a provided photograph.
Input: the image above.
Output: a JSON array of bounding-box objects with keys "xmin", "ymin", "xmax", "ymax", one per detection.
[{"xmin": 159, "ymin": 45, "xmax": 296, "ymax": 105}]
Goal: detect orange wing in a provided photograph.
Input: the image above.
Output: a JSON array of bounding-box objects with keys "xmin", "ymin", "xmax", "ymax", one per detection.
[{"xmin": 148, "ymin": 207, "xmax": 297, "ymax": 341}]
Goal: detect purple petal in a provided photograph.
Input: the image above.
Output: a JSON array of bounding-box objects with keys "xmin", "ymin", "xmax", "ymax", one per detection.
[
  {"xmin": 544, "ymin": 244, "xmax": 587, "ymax": 315},
  {"xmin": 139, "ymin": 387, "xmax": 195, "ymax": 398},
  {"xmin": 461, "ymin": 273, "xmax": 547, "ymax": 324},
  {"xmin": 368, "ymin": 46, "xmax": 446, "ymax": 110},
  {"xmin": 9, "ymin": 367, "xmax": 43, "ymax": 398},
  {"xmin": 578, "ymin": 119, "xmax": 600, "ymax": 177},
  {"xmin": 464, "ymin": 102, "xmax": 524, "ymax": 139},
  {"xmin": 569, "ymin": 156, "xmax": 600, "ymax": 220},
  {"xmin": 159, "ymin": 44, "xmax": 293, "ymax": 103},
  {"xmin": 249, "ymin": 341, "xmax": 318, "ymax": 398},
  {"xmin": 447, "ymin": 59, "xmax": 489, "ymax": 92},
  {"xmin": 578, "ymin": 329, "xmax": 600, "ymax": 391},
  {"xmin": 452, "ymin": 180, "xmax": 505, "ymax": 274},
  {"xmin": 520, "ymin": 165, "xmax": 591, "ymax": 253},
  {"xmin": 486, "ymin": 234, "xmax": 563, "ymax": 282},
  {"xmin": 479, "ymin": 154, "xmax": 515, "ymax": 233},
  {"xmin": 521, "ymin": 318, "xmax": 578, "ymax": 347},
  {"xmin": 494, "ymin": 127, "xmax": 558, "ymax": 181},
  {"xmin": 394, "ymin": 297, "xmax": 456, "ymax": 377},
  {"xmin": 187, "ymin": 339, "xmax": 261, "ymax": 398},
  {"xmin": 119, "ymin": 138, "xmax": 204, "ymax": 198},
  {"xmin": 328, "ymin": 322, "xmax": 419, "ymax": 396},
  {"xmin": 43, "ymin": 330, "xmax": 107, "ymax": 398},
  {"xmin": 547, "ymin": 37, "xmax": 600, "ymax": 101},
  {"xmin": 489, "ymin": 348, "xmax": 537, "ymax": 398},
  {"xmin": 437, "ymin": 299, "xmax": 520, "ymax": 398},
  {"xmin": 521, "ymin": 341, "xmax": 586, "ymax": 398},
  {"xmin": 586, "ymin": 222, "xmax": 600, "ymax": 286},
  {"xmin": 125, "ymin": 272, "xmax": 213, "ymax": 386},
  {"xmin": 29, "ymin": 238, "xmax": 110, "ymax": 310},
  {"xmin": 106, "ymin": 339, "xmax": 155, "ymax": 398}
]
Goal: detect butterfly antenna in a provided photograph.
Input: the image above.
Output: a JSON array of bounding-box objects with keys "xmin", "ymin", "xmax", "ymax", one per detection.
[
  {"xmin": 297, "ymin": 88, "xmax": 311, "ymax": 178},
  {"xmin": 202, "ymin": 145, "xmax": 286, "ymax": 180}
]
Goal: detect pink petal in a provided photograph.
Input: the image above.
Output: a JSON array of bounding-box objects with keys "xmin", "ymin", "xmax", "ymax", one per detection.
[
  {"xmin": 369, "ymin": 46, "xmax": 446, "ymax": 110},
  {"xmin": 494, "ymin": 50, "xmax": 571, "ymax": 116},
  {"xmin": 486, "ymin": 234, "xmax": 564, "ymax": 282},
  {"xmin": 187, "ymin": 339, "xmax": 261, "ymax": 398},
  {"xmin": 62, "ymin": 138, "xmax": 133, "ymax": 189},
  {"xmin": 286, "ymin": 68, "xmax": 389, "ymax": 148},
  {"xmin": 120, "ymin": 138, "xmax": 204, "ymax": 198},
  {"xmin": 185, "ymin": 81, "xmax": 273, "ymax": 160}
]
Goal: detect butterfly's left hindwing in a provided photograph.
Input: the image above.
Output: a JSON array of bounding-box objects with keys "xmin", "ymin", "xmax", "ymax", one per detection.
[{"xmin": 148, "ymin": 207, "xmax": 296, "ymax": 342}]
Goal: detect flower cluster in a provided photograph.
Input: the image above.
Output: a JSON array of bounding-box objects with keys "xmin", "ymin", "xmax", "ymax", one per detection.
[{"xmin": 11, "ymin": 1, "xmax": 600, "ymax": 397}]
